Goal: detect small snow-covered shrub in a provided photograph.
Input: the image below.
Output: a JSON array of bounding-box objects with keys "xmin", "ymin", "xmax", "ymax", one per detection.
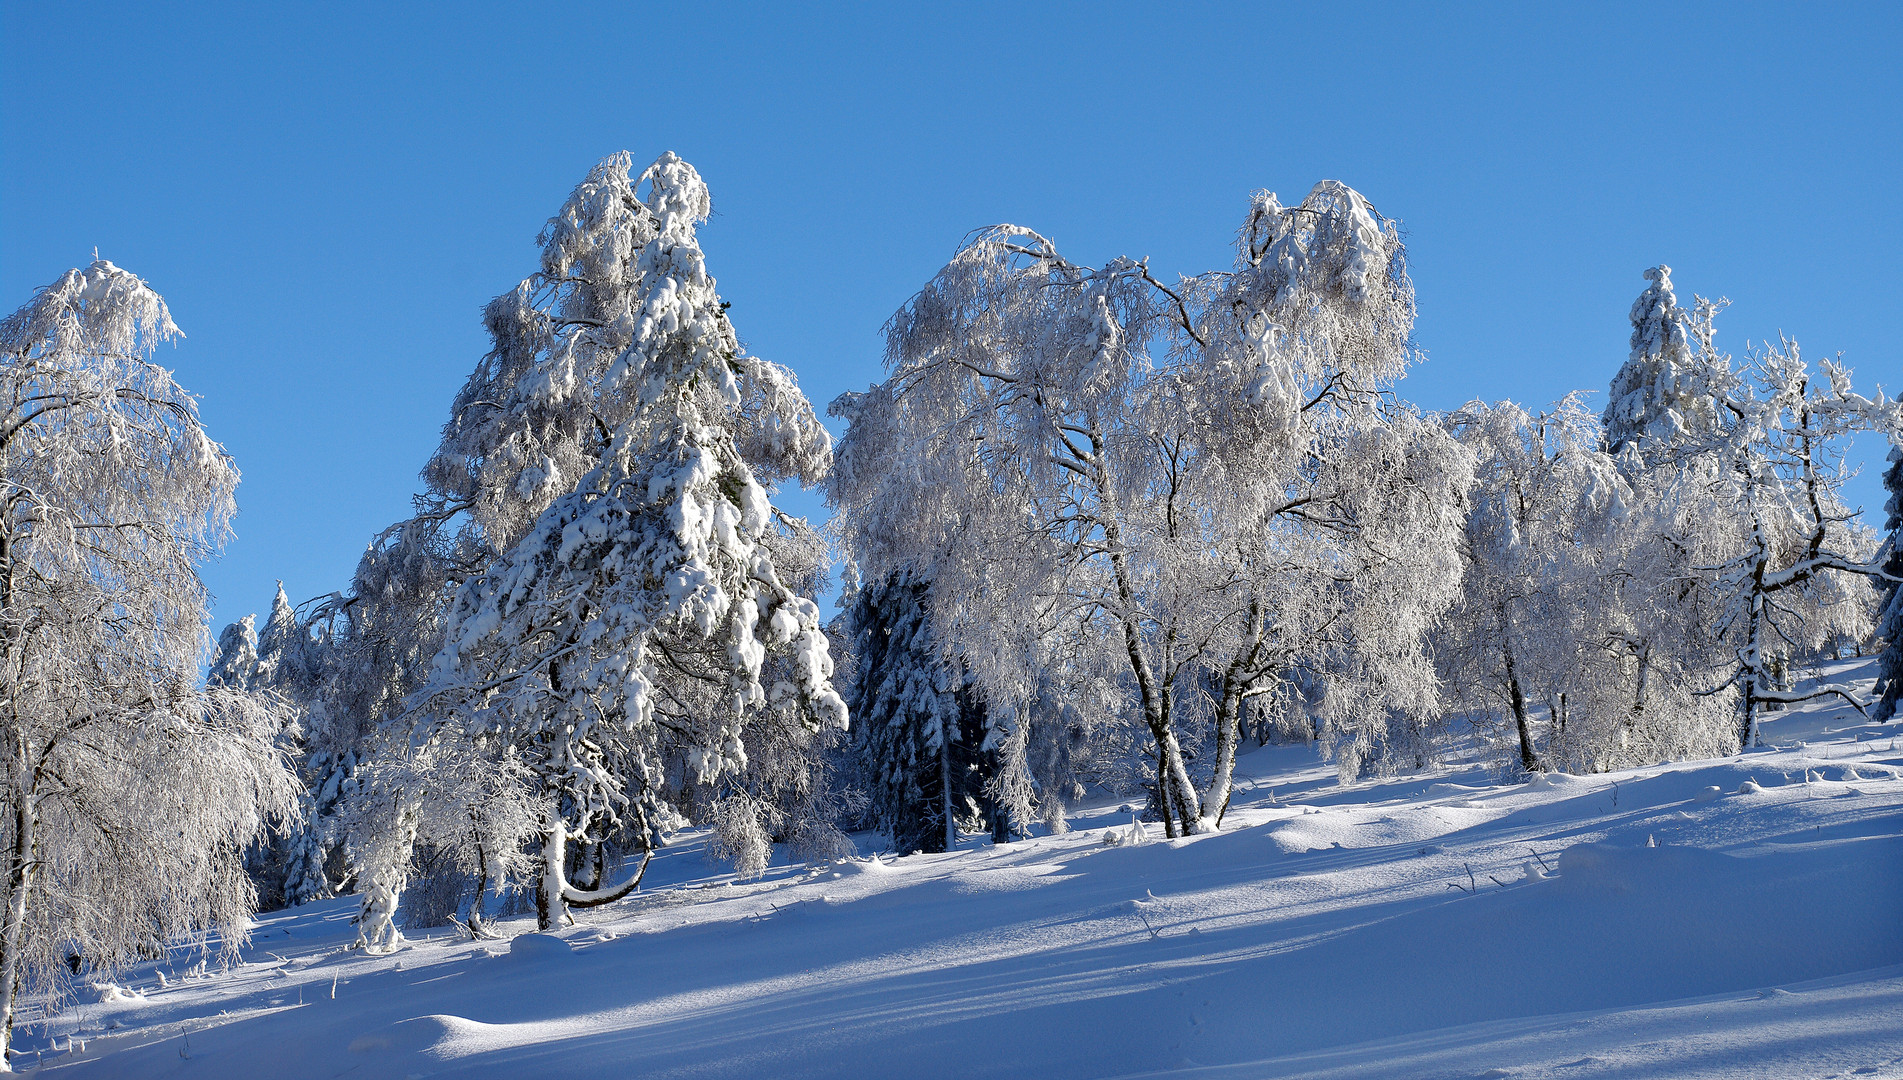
[{"xmin": 710, "ymin": 795, "xmax": 774, "ymax": 882}]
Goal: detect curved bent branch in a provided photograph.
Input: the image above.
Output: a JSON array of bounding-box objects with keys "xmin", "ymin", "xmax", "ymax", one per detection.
[{"xmin": 561, "ymin": 848, "xmax": 653, "ymax": 908}]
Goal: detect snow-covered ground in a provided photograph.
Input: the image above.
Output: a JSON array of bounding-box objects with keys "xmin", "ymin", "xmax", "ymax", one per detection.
[{"xmin": 26, "ymin": 661, "xmax": 1903, "ymax": 1079}]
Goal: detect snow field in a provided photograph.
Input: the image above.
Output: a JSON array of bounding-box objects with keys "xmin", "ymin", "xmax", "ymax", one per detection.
[{"xmin": 24, "ymin": 685, "xmax": 1903, "ymax": 1079}]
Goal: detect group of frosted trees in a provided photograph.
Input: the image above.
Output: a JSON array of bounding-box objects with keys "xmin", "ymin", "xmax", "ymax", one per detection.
[
  {"xmin": 223, "ymin": 159, "xmax": 1903, "ymax": 934},
  {"xmin": 1444, "ymin": 270, "xmax": 1899, "ymax": 769},
  {"xmin": 13, "ymin": 153, "xmax": 1891, "ymax": 1037},
  {"xmin": 829, "ymin": 193, "xmax": 1903, "ymax": 841}
]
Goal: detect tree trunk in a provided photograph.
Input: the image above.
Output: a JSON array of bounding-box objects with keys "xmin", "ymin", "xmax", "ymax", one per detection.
[
  {"xmin": 1741, "ymin": 558, "xmax": 1768, "ymax": 752},
  {"xmin": 467, "ymin": 819, "xmax": 490, "ymax": 937},
  {"xmin": 1205, "ymin": 693, "xmax": 1241, "ymax": 830},
  {"xmin": 1502, "ymin": 637, "xmax": 1542, "ymax": 772},
  {"xmin": 939, "ymin": 729, "xmax": 955, "ymax": 852},
  {"xmin": 1091, "ymin": 434, "xmax": 1200, "ymax": 834},
  {"xmin": 541, "ymin": 812, "xmax": 652, "ymax": 926},
  {"xmin": 0, "ymin": 765, "xmax": 36, "ymax": 1071},
  {"xmin": 1203, "ymin": 602, "xmax": 1264, "ymax": 830},
  {"xmin": 536, "ymin": 822, "xmax": 567, "ymax": 932},
  {"xmin": 1629, "ymin": 640, "xmax": 1651, "ymax": 729}
]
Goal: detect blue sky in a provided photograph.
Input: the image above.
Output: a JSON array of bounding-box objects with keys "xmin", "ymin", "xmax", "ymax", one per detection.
[{"xmin": 3, "ymin": 3, "xmax": 1898, "ymax": 631}]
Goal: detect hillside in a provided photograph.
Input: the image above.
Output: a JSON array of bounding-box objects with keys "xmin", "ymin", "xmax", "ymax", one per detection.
[{"xmin": 24, "ymin": 661, "xmax": 1903, "ymax": 1080}]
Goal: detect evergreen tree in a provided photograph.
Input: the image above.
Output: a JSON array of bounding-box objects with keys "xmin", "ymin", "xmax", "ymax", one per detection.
[
  {"xmin": 1873, "ymin": 441, "xmax": 1903, "ymax": 721},
  {"xmin": 208, "ymin": 613, "xmax": 260, "ymax": 690},
  {"xmin": 844, "ymin": 568, "xmax": 999, "ymax": 853},
  {"xmin": 416, "ymin": 152, "xmax": 844, "ymax": 930},
  {"xmin": 1604, "ymin": 265, "xmax": 1723, "ymax": 456},
  {"xmin": 255, "ymin": 581, "xmax": 305, "ymax": 688}
]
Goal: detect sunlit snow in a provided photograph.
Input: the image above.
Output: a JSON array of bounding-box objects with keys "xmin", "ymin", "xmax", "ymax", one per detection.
[{"xmin": 24, "ymin": 660, "xmax": 1902, "ymax": 1079}]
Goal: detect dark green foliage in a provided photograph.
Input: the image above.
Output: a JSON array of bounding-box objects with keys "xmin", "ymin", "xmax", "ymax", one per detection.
[{"xmin": 843, "ymin": 569, "xmax": 998, "ymax": 853}]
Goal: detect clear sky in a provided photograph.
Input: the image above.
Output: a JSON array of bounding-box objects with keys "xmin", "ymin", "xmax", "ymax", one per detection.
[{"xmin": 3, "ymin": 2, "xmax": 1898, "ymax": 632}]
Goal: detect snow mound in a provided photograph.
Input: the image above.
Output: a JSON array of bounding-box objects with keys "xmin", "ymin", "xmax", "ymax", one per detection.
[
  {"xmin": 1555, "ymin": 841, "xmax": 1737, "ymax": 894},
  {"xmin": 1524, "ymin": 773, "xmax": 1582, "ymax": 791},
  {"xmin": 76, "ymin": 982, "xmax": 140, "ymax": 1004},
  {"xmin": 1736, "ymin": 779, "xmax": 1762, "ymax": 795},
  {"xmin": 503, "ymin": 933, "xmax": 573, "ymax": 962},
  {"xmin": 839, "ymin": 856, "xmax": 893, "ymax": 875},
  {"xmin": 347, "ymin": 1014, "xmax": 491, "ymax": 1056},
  {"xmin": 1691, "ymin": 785, "xmax": 1723, "ymax": 802},
  {"xmin": 1265, "ymin": 816, "xmax": 1356, "ymax": 855},
  {"xmin": 950, "ymin": 865, "xmax": 1075, "ymax": 894}
]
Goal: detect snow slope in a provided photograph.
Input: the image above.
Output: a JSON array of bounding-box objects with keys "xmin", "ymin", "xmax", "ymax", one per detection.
[{"xmin": 25, "ymin": 662, "xmax": 1903, "ymax": 1079}]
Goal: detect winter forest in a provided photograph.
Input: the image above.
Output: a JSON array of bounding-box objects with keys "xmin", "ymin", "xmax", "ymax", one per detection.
[{"xmin": 7, "ymin": 134, "xmax": 1903, "ymax": 1074}]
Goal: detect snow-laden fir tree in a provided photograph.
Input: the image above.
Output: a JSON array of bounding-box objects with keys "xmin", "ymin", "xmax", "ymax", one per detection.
[
  {"xmin": 414, "ymin": 152, "xmax": 845, "ymax": 929},
  {"xmin": 842, "ymin": 567, "xmax": 1001, "ymax": 853},
  {"xmin": 231, "ymin": 153, "xmax": 846, "ymax": 935},
  {"xmin": 1865, "ymin": 440, "xmax": 1902, "ymax": 721},
  {"xmin": 209, "ymin": 614, "xmax": 261, "ymax": 691},
  {"xmin": 0, "ymin": 262, "xmax": 298, "ymax": 1065},
  {"xmin": 830, "ymin": 181, "xmax": 1471, "ymax": 834},
  {"xmin": 1604, "ymin": 265, "xmax": 1725, "ymax": 457}
]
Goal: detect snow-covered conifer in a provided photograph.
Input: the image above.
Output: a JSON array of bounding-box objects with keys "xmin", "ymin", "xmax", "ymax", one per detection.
[
  {"xmin": 209, "ymin": 614, "xmax": 260, "ymax": 690},
  {"xmin": 1874, "ymin": 441, "xmax": 1903, "ymax": 721},
  {"xmin": 843, "ymin": 568, "xmax": 999, "ymax": 852},
  {"xmin": 416, "ymin": 153, "xmax": 845, "ymax": 927},
  {"xmin": 255, "ymin": 581, "xmax": 308, "ymax": 689},
  {"xmin": 1604, "ymin": 266, "xmax": 1725, "ymax": 456}
]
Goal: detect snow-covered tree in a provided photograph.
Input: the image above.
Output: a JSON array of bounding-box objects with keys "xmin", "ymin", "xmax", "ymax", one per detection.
[
  {"xmin": 1572, "ymin": 465, "xmax": 1739, "ymax": 767},
  {"xmin": 842, "ymin": 567, "xmax": 1000, "ymax": 852},
  {"xmin": 0, "ymin": 262, "xmax": 297, "ymax": 1064},
  {"xmin": 1874, "ymin": 440, "xmax": 1903, "ymax": 721},
  {"xmin": 1604, "ymin": 266, "xmax": 1725, "ymax": 456},
  {"xmin": 1609, "ymin": 278, "xmax": 1898, "ymax": 747},
  {"xmin": 1439, "ymin": 397, "xmax": 1629, "ymax": 771},
  {"xmin": 414, "ymin": 152, "xmax": 845, "ymax": 929},
  {"xmin": 830, "ymin": 181, "xmax": 1471, "ymax": 834}
]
